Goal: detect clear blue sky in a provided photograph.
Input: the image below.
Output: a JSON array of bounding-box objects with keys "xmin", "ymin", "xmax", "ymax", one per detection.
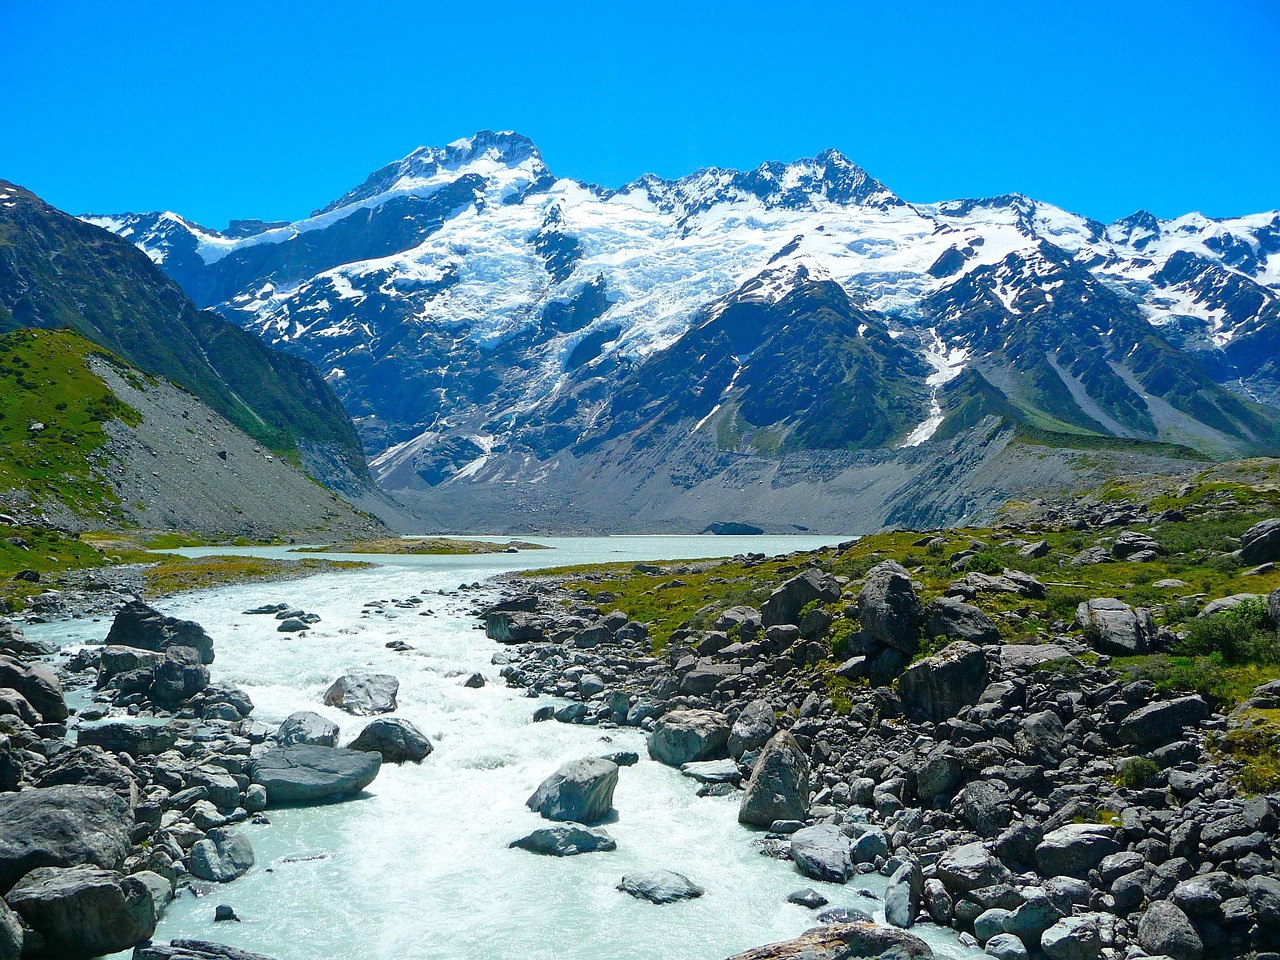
[{"xmin": 3, "ymin": 0, "xmax": 1277, "ymax": 227}]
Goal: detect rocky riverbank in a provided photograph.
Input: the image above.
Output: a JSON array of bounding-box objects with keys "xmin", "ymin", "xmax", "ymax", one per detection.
[{"xmin": 477, "ymin": 480, "xmax": 1280, "ymax": 960}]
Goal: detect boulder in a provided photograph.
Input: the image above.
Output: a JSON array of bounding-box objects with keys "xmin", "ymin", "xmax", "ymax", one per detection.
[
  {"xmin": 104, "ymin": 600, "xmax": 215, "ymax": 664},
  {"xmin": 884, "ymin": 859, "xmax": 923, "ymax": 929},
  {"xmin": 34, "ymin": 746, "xmax": 138, "ymax": 805},
  {"xmin": 935, "ymin": 842, "xmax": 1011, "ymax": 893},
  {"xmin": 998, "ymin": 644, "xmax": 1072, "ymax": 669},
  {"xmin": 958, "ymin": 780, "xmax": 1012, "ymax": 837},
  {"xmin": 984, "ymin": 933, "xmax": 1029, "ymax": 960},
  {"xmin": 647, "ymin": 709, "xmax": 729, "ymax": 766},
  {"xmin": 1270, "ymin": 586, "xmax": 1280, "ymax": 629},
  {"xmin": 5, "ymin": 864, "xmax": 155, "ymax": 959},
  {"xmin": 925, "ymin": 596, "xmax": 1000, "ymax": 645},
  {"xmin": 95, "ymin": 646, "xmax": 164, "ymax": 689},
  {"xmin": 738, "ymin": 731, "xmax": 809, "ymax": 826},
  {"xmin": 188, "ymin": 827, "xmax": 255, "ymax": 883},
  {"xmin": 277, "ymin": 711, "xmax": 339, "ymax": 747},
  {"xmin": 1111, "ymin": 531, "xmax": 1162, "ymax": 559},
  {"xmin": 0, "ymin": 900, "xmax": 19, "ymax": 960},
  {"xmin": 78, "ymin": 720, "xmax": 177, "ymax": 757},
  {"xmin": 1240, "ymin": 517, "xmax": 1280, "ymax": 565},
  {"xmin": 348, "ymin": 717, "xmax": 433, "ymax": 763},
  {"xmin": 914, "ymin": 746, "xmax": 963, "ymax": 802},
  {"xmin": 789, "ymin": 824, "xmax": 852, "ymax": 884},
  {"xmin": 898, "ymin": 641, "xmax": 988, "ymax": 723},
  {"xmin": 0, "ymin": 688, "xmax": 37, "ymax": 724},
  {"xmin": 760, "ymin": 569, "xmax": 840, "ymax": 627},
  {"xmin": 482, "ymin": 611, "xmax": 545, "ymax": 643},
  {"xmin": 509, "ymin": 825, "xmax": 616, "ymax": 856},
  {"xmin": 1136, "ymin": 900, "xmax": 1204, "ymax": 960},
  {"xmin": 0, "ymin": 656, "xmax": 66, "ymax": 723},
  {"xmin": 526, "ymin": 757, "xmax": 619, "ymax": 824},
  {"xmin": 728, "ymin": 699, "xmax": 776, "ymax": 759},
  {"xmin": 151, "ymin": 645, "xmax": 210, "ymax": 703},
  {"xmin": 617, "ymin": 870, "xmax": 703, "ymax": 904},
  {"xmin": 1040, "ymin": 916, "xmax": 1101, "ymax": 960},
  {"xmin": 1035, "ymin": 824, "xmax": 1122, "ymax": 878},
  {"xmin": 858, "ymin": 561, "xmax": 922, "ymax": 654},
  {"xmin": 135, "ymin": 941, "xmax": 279, "ymax": 960},
  {"xmin": 250, "ymin": 745, "xmax": 381, "ymax": 805},
  {"xmin": 1075, "ymin": 598, "xmax": 1152, "ymax": 656},
  {"xmin": 322, "ymin": 674, "xmax": 399, "ymax": 715},
  {"xmin": 0, "ymin": 785, "xmax": 131, "ymax": 894},
  {"xmin": 1118, "ymin": 695, "xmax": 1211, "ymax": 748},
  {"xmin": 723, "ymin": 923, "xmax": 934, "ymax": 960},
  {"xmin": 0, "ymin": 621, "xmax": 54, "ymax": 659}
]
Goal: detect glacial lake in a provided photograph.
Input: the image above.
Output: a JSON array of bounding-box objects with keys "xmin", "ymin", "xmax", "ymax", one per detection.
[{"xmin": 30, "ymin": 536, "xmax": 981, "ymax": 960}]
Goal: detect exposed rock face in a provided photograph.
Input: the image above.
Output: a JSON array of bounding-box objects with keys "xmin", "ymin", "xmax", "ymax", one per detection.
[
  {"xmin": 761, "ymin": 569, "xmax": 841, "ymax": 627},
  {"xmin": 78, "ymin": 720, "xmax": 178, "ymax": 757},
  {"xmin": 723, "ymin": 923, "xmax": 935, "ymax": 959},
  {"xmin": 1118, "ymin": 695, "xmax": 1211, "ymax": 748},
  {"xmin": 276, "ymin": 711, "xmax": 339, "ymax": 747},
  {"xmin": 1240, "ymin": 517, "xmax": 1280, "ymax": 565},
  {"xmin": 935, "ymin": 841, "xmax": 1011, "ymax": 893},
  {"xmin": 738, "ymin": 731, "xmax": 809, "ymax": 826},
  {"xmin": 1035, "ymin": 824, "xmax": 1123, "ymax": 878},
  {"xmin": 898, "ymin": 641, "xmax": 988, "ymax": 723},
  {"xmin": 790, "ymin": 824, "xmax": 852, "ymax": 883},
  {"xmin": 0, "ymin": 786, "xmax": 131, "ymax": 894},
  {"xmin": 5, "ymin": 864, "xmax": 156, "ymax": 959},
  {"xmin": 151, "ymin": 646, "xmax": 211, "ymax": 703},
  {"xmin": 728, "ymin": 699, "xmax": 777, "ymax": 759},
  {"xmin": 1074, "ymin": 598, "xmax": 1153, "ymax": 656},
  {"xmin": 96, "ymin": 646, "xmax": 165, "ymax": 689},
  {"xmin": 858, "ymin": 561, "xmax": 922, "ymax": 655},
  {"xmin": 348, "ymin": 717, "xmax": 433, "ymax": 763},
  {"xmin": 250, "ymin": 745, "xmax": 381, "ymax": 805},
  {"xmin": 526, "ymin": 757, "xmax": 619, "ymax": 824},
  {"xmin": 34, "ymin": 747, "xmax": 138, "ymax": 805},
  {"xmin": 0, "ymin": 656, "xmax": 66, "ymax": 722},
  {"xmin": 104, "ymin": 600, "xmax": 216, "ymax": 664},
  {"xmin": 925, "ymin": 596, "xmax": 1001, "ymax": 645},
  {"xmin": 509, "ymin": 825, "xmax": 616, "ymax": 856},
  {"xmin": 188, "ymin": 827, "xmax": 255, "ymax": 883},
  {"xmin": 1137, "ymin": 900, "xmax": 1204, "ymax": 960},
  {"xmin": 616, "ymin": 870, "xmax": 704, "ymax": 904},
  {"xmin": 647, "ymin": 709, "xmax": 730, "ymax": 766},
  {"xmin": 322, "ymin": 674, "xmax": 399, "ymax": 715}
]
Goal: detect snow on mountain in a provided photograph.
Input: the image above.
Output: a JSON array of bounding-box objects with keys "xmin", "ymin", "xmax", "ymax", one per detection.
[{"xmin": 85, "ymin": 130, "xmax": 1280, "ymax": 473}]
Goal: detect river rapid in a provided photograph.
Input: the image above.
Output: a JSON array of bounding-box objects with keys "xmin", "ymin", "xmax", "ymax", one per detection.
[{"xmin": 29, "ymin": 536, "xmax": 981, "ymax": 960}]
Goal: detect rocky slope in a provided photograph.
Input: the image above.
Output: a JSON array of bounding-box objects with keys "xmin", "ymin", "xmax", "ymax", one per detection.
[
  {"xmin": 0, "ymin": 181, "xmax": 370, "ymax": 493},
  {"xmin": 0, "ymin": 328, "xmax": 384, "ymax": 541},
  {"xmin": 87, "ymin": 132, "xmax": 1280, "ymax": 531}
]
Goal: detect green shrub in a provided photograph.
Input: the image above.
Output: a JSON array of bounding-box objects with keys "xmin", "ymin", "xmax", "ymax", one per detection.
[
  {"xmin": 1045, "ymin": 588, "xmax": 1087, "ymax": 624},
  {"xmin": 1177, "ymin": 597, "xmax": 1276, "ymax": 665},
  {"xmin": 1115, "ymin": 756, "xmax": 1160, "ymax": 789},
  {"xmin": 964, "ymin": 552, "xmax": 1004, "ymax": 575}
]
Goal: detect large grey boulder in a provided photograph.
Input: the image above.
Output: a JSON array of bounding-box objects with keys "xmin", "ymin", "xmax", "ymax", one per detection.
[
  {"xmin": 509, "ymin": 825, "xmax": 616, "ymax": 856},
  {"xmin": 96, "ymin": 645, "xmax": 164, "ymax": 689},
  {"xmin": 78, "ymin": 720, "xmax": 178, "ymax": 757},
  {"xmin": 0, "ymin": 785, "xmax": 131, "ymax": 894},
  {"xmin": 1240, "ymin": 517, "xmax": 1280, "ymax": 565},
  {"xmin": 0, "ymin": 621, "xmax": 54, "ymax": 659},
  {"xmin": 349, "ymin": 717, "xmax": 433, "ymax": 763},
  {"xmin": 724, "ymin": 923, "xmax": 935, "ymax": 960},
  {"xmin": 105, "ymin": 600, "xmax": 215, "ymax": 664},
  {"xmin": 935, "ymin": 842, "xmax": 1011, "ymax": 893},
  {"xmin": 617, "ymin": 870, "xmax": 703, "ymax": 904},
  {"xmin": 188, "ymin": 827, "xmax": 255, "ymax": 883},
  {"xmin": 250, "ymin": 745, "xmax": 381, "ymax": 805},
  {"xmin": 858, "ymin": 561, "xmax": 922, "ymax": 654},
  {"xmin": 647, "ymin": 709, "xmax": 729, "ymax": 766},
  {"xmin": 789, "ymin": 824, "xmax": 852, "ymax": 884},
  {"xmin": 1118, "ymin": 695, "xmax": 1211, "ymax": 747},
  {"xmin": 34, "ymin": 746, "xmax": 138, "ymax": 805},
  {"xmin": 728, "ymin": 699, "xmax": 776, "ymax": 759},
  {"xmin": 884, "ymin": 859, "xmax": 923, "ymax": 929},
  {"xmin": 1136, "ymin": 900, "xmax": 1204, "ymax": 960},
  {"xmin": 1075, "ymin": 598, "xmax": 1153, "ymax": 656},
  {"xmin": 526, "ymin": 757, "xmax": 619, "ymax": 824},
  {"xmin": 738, "ymin": 731, "xmax": 809, "ymax": 826},
  {"xmin": 0, "ymin": 656, "xmax": 66, "ymax": 723},
  {"xmin": 1036, "ymin": 824, "xmax": 1122, "ymax": 878},
  {"xmin": 5, "ymin": 864, "xmax": 155, "ymax": 959},
  {"xmin": 1040, "ymin": 915, "xmax": 1101, "ymax": 960},
  {"xmin": 1111, "ymin": 531, "xmax": 1162, "ymax": 559},
  {"xmin": 323, "ymin": 674, "xmax": 399, "ymax": 715},
  {"xmin": 151, "ymin": 645, "xmax": 210, "ymax": 703},
  {"xmin": 277, "ymin": 711, "xmax": 339, "ymax": 747},
  {"xmin": 925, "ymin": 596, "xmax": 1000, "ymax": 645},
  {"xmin": 898, "ymin": 641, "xmax": 988, "ymax": 723},
  {"xmin": 1269, "ymin": 586, "xmax": 1280, "ymax": 628},
  {"xmin": 135, "ymin": 941, "xmax": 279, "ymax": 960},
  {"xmin": 761, "ymin": 569, "xmax": 840, "ymax": 627}
]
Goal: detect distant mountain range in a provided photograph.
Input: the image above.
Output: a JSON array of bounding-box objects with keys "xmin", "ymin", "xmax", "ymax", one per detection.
[{"xmin": 76, "ymin": 132, "xmax": 1280, "ymax": 532}]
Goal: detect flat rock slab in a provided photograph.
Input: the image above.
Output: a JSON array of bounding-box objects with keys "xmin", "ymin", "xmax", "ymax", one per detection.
[
  {"xmin": 680, "ymin": 759, "xmax": 742, "ymax": 784},
  {"xmin": 250, "ymin": 745, "xmax": 381, "ymax": 806},
  {"xmin": 136, "ymin": 941, "xmax": 280, "ymax": 960},
  {"xmin": 509, "ymin": 825, "xmax": 616, "ymax": 856},
  {"xmin": 724, "ymin": 922, "xmax": 935, "ymax": 959},
  {"xmin": 998, "ymin": 644, "xmax": 1072, "ymax": 669},
  {"xmin": 617, "ymin": 870, "xmax": 704, "ymax": 904}
]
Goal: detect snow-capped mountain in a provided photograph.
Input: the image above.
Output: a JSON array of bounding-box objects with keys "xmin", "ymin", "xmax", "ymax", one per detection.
[{"xmin": 86, "ymin": 131, "xmax": 1280, "ymax": 531}]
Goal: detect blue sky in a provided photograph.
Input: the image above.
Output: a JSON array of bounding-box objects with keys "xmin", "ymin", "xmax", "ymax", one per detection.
[{"xmin": 3, "ymin": 0, "xmax": 1277, "ymax": 227}]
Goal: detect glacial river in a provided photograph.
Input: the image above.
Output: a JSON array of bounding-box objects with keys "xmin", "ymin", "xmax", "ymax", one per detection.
[{"xmin": 31, "ymin": 536, "xmax": 979, "ymax": 960}]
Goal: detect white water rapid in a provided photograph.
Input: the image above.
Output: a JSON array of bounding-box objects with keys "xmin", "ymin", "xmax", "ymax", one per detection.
[{"xmin": 29, "ymin": 536, "xmax": 981, "ymax": 960}]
